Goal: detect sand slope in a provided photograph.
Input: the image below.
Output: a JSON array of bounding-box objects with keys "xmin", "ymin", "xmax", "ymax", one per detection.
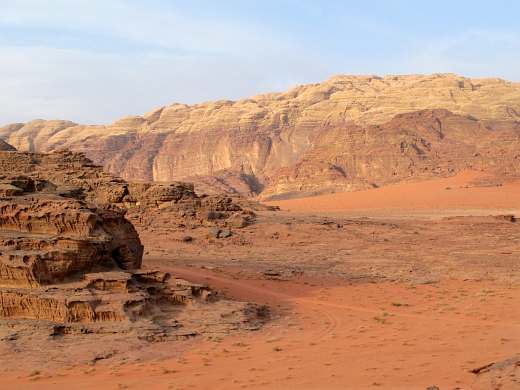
[
  {"xmin": 4, "ymin": 268, "xmax": 520, "ymax": 389},
  {"xmin": 267, "ymin": 171, "xmax": 520, "ymax": 213}
]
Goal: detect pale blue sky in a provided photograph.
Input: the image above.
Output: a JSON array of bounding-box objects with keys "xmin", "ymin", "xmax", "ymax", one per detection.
[{"xmin": 1, "ymin": 0, "xmax": 519, "ymax": 124}]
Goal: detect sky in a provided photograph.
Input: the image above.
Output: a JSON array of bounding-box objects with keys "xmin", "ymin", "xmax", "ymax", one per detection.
[{"xmin": 1, "ymin": 0, "xmax": 520, "ymax": 124}]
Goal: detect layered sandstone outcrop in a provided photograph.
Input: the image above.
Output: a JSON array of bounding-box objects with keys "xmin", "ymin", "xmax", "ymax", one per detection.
[
  {"xmin": 0, "ymin": 195, "xmax": 143, "ymax": 287},
  {"xmin": 0, "ymin": 144, "xmax": 259, "ymax": 231},
  {"xmin": 0, "ymin": 144, "xmax": 266, "ymax": 338},
  {"xmin": 2, "ymin": 74, "xmax": 519, "ymax": 198},
  {"xmin": 0, "ymin": 171, "xmax": 147, "ymax": 324}
]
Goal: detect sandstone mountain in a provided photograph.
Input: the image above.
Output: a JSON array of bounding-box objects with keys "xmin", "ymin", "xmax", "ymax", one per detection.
[{"xmin": 1, "ymin": 73, "xmax": 520, "ymax": 199}]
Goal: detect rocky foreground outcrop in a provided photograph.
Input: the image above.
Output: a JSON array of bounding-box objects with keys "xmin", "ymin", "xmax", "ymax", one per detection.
[
  {"xmin": 0, "ymin": 143, "xmax": 261, "ymax": 225},
  {"xmin": 0, "ymin": 142, "xmax": 266, "ymax": 341},
  {"xmin": 1, "ymin": 73, "xmax": 519, "ymax": 198},
  {"xmin": 0, "ymin": 194, "xmax": 142, "ymax": 287}
]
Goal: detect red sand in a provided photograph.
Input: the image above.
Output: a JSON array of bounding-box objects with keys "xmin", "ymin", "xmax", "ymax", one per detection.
[
  {"xmin": 266, "ymin": 171, "xmax": 520, "ymax": 213},
  {"xmin": 5, "ymin": 267, "xmax": 520, "ymax": 390},
  {"xmin": 4, "ymin": 172, "xmax": 520, "ymax": 389}
]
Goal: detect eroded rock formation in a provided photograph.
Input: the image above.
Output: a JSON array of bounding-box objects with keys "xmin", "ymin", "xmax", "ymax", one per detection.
[
  {"xmin": 2, "ymin": 74, "xmax": 519, "ymax": 198},
  {"xmin": 0, "ymin": 143, "xmax": 266, "ymax": 340}
]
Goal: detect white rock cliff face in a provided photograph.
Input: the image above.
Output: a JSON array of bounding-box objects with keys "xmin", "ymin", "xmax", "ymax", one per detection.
[{"xmin": 1, "ymin": 74, "xmax": 520, "ymax": 198}]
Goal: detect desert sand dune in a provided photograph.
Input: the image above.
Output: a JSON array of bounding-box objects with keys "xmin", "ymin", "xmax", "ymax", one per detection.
[{"xmin": 267, "ymin": 171, "xmax": 520, "ymax": 215}]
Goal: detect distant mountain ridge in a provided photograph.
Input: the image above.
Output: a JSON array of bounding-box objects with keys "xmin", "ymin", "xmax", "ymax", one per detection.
[{"xmin": 1, "ymin": 73, "xmax": 520, "ymax": 198}]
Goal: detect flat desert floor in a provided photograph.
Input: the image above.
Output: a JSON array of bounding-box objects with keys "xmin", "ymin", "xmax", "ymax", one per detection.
[{"xmin": 4, "ymin": 173, "xmax": 520, "ymax": 389}]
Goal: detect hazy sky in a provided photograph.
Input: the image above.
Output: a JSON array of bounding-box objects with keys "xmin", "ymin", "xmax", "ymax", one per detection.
[{"xmin": 1, "ymin": 0, "xmax": 519, "ymax": 124}]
